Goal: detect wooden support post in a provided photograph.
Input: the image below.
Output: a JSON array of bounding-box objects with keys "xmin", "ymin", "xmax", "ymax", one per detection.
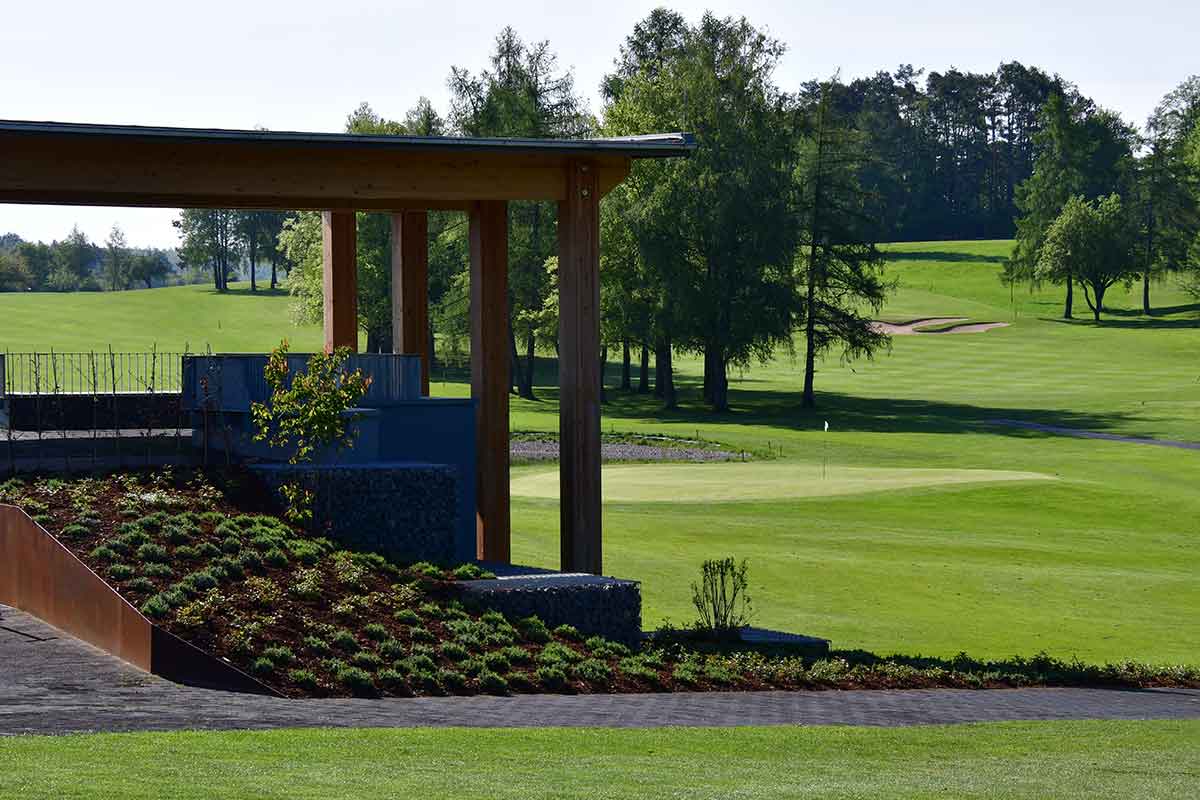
[
  {"xmin": 391, "ymin": 210, "xmax": 431, "ymax": 395},
  {"xmin": 469, "ymin": 200, "xmax": 510, "ymax": 563},
  {"xmin": 322, "ymin": 210, "xmax": 358, "ymax": 352},
  {"xmin": 558, "ymin": 160, "xmax": 602, "ymax": 574}
]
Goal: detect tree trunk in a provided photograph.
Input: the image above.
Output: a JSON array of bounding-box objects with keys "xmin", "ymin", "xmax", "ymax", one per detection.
[
  {"xmin": 702, "ymin": 346, "xmax": 713, "ymax": 405},
  {"xmin": 270, "ymin": 255, "xmax": 278, "ymax": 290},
  {"xmin": 638, "ymin": 344, "xmax": 649, "ymax": 394},
  {"xmin": 1094, "ymin": 283, "xmax": 1106, "ymax": 322},
  {"xmin": 599, "ymin": 345, "xmax": 608, "ymax": 405},
  {"xmin": 1063, "ymin": 275, "xmax": 1073, "ymax": 319},
  {"xmin": 620, "ymin": 339, "xmax": 632, "ymax": 391},
  {"xmin": 653, "ymin": 342, "xmax": 664, "ymax": 399},
  {"xmin": 802, "ymin": 273, "xmax": 818, "ymax": 409},
  {"xmin": 249, "ymin": 237, "xmax": 257, "ymax": 293},
  {"xmin": 507, "ymin": 319, "xmax": 521, "ymax": 396},
  {"xmin": 710, "ymin": 348, "xmax": 728, "ymax": 412},
  {"xmin": 1143, "ymin": 272, "xmax": 1151, "ymax": 316},
  {"xmin": 521, "ymin": 331, "xmax": 537, "ymax": 400},
  {"xmin": 656, "ymin": 338, "xmax": 676, "ymax": 409}
]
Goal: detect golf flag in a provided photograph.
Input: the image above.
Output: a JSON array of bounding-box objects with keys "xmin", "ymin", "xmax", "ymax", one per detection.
[{"xmin": 824, "ymin": 420, "xmax": 829, "ymax": 432}]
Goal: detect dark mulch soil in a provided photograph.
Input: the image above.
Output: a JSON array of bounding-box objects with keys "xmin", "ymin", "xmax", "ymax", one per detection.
[{"xmin": 2, "ymin": 468, "xmax": 1196, "ymax": 699}]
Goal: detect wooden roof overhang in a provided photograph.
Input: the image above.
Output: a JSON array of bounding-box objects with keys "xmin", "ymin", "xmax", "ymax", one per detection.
[{"xmin": 0, "ymin": 120, "xmax": 695, "ymax": 211}]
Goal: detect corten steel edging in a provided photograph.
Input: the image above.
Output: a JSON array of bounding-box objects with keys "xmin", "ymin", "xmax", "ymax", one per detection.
[{"xmin": 0, "ymin": 504, "xmax": 280, "ymax": 696}]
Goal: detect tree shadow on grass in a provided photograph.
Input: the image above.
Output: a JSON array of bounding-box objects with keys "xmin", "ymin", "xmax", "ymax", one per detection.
[
  {"xmin": 1045, "ymin": 312, "xmax": 1200, "ymax": 331},
  {"xmin": 885, "ymin": 250, "xmax": 1007, "ymax": 264}
]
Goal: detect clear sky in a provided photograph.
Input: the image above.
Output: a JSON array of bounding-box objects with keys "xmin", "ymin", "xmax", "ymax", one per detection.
[{"xmin": 2, "ymin": 0, "xmax": 1196, "ymax": 248}]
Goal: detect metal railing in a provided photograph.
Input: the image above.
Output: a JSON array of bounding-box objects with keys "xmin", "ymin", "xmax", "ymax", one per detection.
[{"xmin": 2, "ymin": 351, "xmax": 186, "ymax": 394}]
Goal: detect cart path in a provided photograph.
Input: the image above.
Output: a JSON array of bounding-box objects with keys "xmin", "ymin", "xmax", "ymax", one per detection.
[
  {"xmin": 990, "ymin": 419, "xmax": 1200, "ymax": 450},
  {"xmin": 2, "ymin": 606, "xmax": 1197, "ymax": 736}
]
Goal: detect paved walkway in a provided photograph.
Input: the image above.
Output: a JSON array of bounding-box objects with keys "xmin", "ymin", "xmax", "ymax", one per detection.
[
  {"xmin": 990, "ymin": 419, "xmax": 1200, "ymax": 450},
  {"xmin": 2, "ymin": 606, "xmax": 1198, "ymax": 736}
]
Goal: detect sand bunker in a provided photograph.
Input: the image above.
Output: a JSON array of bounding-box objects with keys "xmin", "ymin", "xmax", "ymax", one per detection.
[{"xmin": 872, "ymin": 317, "xmax": 1010, "ymax": 335}]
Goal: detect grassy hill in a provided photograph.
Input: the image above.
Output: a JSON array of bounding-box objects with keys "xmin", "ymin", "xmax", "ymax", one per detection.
[{"xmin": 2, "ymin": 242, "xmax": 1197, "ymax": 662}]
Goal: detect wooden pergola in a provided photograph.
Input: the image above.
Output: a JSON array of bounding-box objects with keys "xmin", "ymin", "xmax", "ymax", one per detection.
[{"xmin": 0, "ymin": 120, "xmax": 693, "ymax": 574}]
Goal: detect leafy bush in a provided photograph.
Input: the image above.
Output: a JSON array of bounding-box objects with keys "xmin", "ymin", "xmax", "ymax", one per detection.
[
  {"xmin": 287, "ymin": 539, "xmax": 325, "ymax": 565},
  {"xmin": 477, "ymin": 670, "xmax": 509, "ymax": 694},
  {"xmin": 516, "ymin": 616, "xmax": 551, "ymax": 644},
  {"xmin": 586, "ymin": 636, "xmax": 631, "ymax": 659},
  {"xmin": 553, "ymin": 624, "xmax": 582, "ymax": 642},
  {"xmin": 59, "ymin": 523, "xmax": 91, "ymax": 539},
  {"xmin": 288, "ymin": 669, "xmax": 319, "ymax": 690},
  {"xmin": 336, "ymin": 665, "xmax": 376, "ymax": 696},
  {"xmin": 143, "ymin": 562, "xmax": 174, "ymax": 578},
  {"xmin": 195, "ymin": 542, "xmax": 222, "ymax": 559},
  {"xmin": 237, "ymin": 550, "xmax": 264, "ymax": 572},
  {"xmin": 452, "ymin": 563, "xmax": 491, "ymax": 580},
  {"xmin": 290, "ymin": 569, "xmax": 323, "ymax": 602},
  {"xmin": 220, "ymin": 537, "xmax": 242, "ymax": 554},
  {"xmin": 506, "ymin": 671, "xmax": 534, "ymax": 692},
  {"xmin": 163, "ymin": 524, "xmax": 194, "ymax": 545},
  {"xmin": 160, "ymin": 587, "xmax": 188, "ymax": 608},
  {"xmin": 263, "ymin": 547, "xmax": 289, "ymax": 568},
  {"xmin": 408, "ymin": 625, "xmax": 437, "ymax": 644},
  {"xmin": 618, "ymin": 657, "xmax": 661, "ymax": 684},
  {"xmin": 136, "ymin": 543, "xmax": 169, "ymax": 563},
  {"xmin": 534, "ymin": 665, "xmax": 569, "ymax": 692},
  {"xmin": 331, "ymin": 629, "xmax": 359, "ymax": 652},
  {"xmin": 379, "ymin": 639, "xmax": 407, "ymax": 660},
  {"xmin": 140, "ymin": 594, "xmax": 171, "ymax": 619},
  {"xmin": 117, "ymin": 530, "xmax": 150, "ymax": 549},
  {"xmin": 214, "ymin": 557, "xmax": 243, "ymax": 580},
  {"xmin": 242, "ymin": 576, "xmax": 281, "ymax": 607},
  {"xmin": 440, "ymin": 642, "xmax": 470, "ymax": 662},
  {"xmin": 399, "ymin": 653, "xmax": 437, "ymax": 675},
  {"xmin": 538, "ymin": 642, "xmax": 583, "ymax": 666},
  {"xmin": 363, "ymin": 623, "xmax": 388, "ymax": 642},
  {"xmin": 215, "ymin": 521, "xmax": 241, "ymax": 540},
  {"xmin": 691, "ymin": 557, "xmax": 752, "ymax": 637},
  {"xmin": 107, "ymin": 564, "xmax": 135, "ymax": 581}
]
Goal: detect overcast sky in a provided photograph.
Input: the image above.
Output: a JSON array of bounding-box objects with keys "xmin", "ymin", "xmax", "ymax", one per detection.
[{"xmin": 2, "ymin": 0, "xmax": 1196, "ymax": 248}]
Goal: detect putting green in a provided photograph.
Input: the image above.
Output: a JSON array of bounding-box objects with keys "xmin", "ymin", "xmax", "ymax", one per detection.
[{"xmin": 510, "ymin": 461, "xmax": 1055, "ymax": 503}]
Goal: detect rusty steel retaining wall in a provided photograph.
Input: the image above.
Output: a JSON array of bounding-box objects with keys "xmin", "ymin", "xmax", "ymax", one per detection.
[{"xmin": 0, "ymin": 504, "xmax": 277, "ymax": 695}]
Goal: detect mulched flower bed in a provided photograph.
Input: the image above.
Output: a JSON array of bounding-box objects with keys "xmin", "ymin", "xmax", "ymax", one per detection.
[
  {"xmin": 2, "ymin": 469, "xmax": 1197, "ymax": 698},
  {"xmin": 510, "ymin": 431, "xmax": 743, "ymax": 463}
]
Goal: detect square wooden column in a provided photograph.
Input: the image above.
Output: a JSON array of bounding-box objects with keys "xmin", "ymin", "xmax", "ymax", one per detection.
[
  {"xmin": 558, "ymin": 160, "xmax": 602, "ymax": 575},
  {"xmin": 391, "ymin": 210, "xmax": 431, "ymax": 395},
  {"xmin": 322, "ymin": 210, "xmax": 358, "ymax": 352},
  {"xmin": 469, "ymin": 200, "xmax": 510, "ymax": 562}
]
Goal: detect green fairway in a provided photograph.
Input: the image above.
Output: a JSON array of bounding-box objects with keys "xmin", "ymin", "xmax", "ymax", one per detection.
[
  {"xmin": 1, "ymin": 721, "xmax": 1195, "ymax": 799},
  {"xmin": 0, "ymin": 282, "xmax": 327, "ymax": 353},
  {"xmin": 2, "ymin": 240, "xmax": 1198, "ymax": 663}
]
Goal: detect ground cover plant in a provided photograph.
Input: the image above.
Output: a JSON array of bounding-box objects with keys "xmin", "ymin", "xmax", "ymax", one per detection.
[
  {"xmin": 1, "ymin": 721, "xmax": 1197, "ymax": 800},
  {"xmin": 3, "ymin": 468, "xmax": 1196, "ymax": 697}
]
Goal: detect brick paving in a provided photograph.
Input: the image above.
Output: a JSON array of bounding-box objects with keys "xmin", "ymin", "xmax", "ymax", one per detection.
[{"xmin": 2, "ymin": 605, "xmax": 1198, "ymax": 737}]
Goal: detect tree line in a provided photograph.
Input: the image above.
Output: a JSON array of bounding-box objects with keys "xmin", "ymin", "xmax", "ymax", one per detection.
[{"xmin": 0, "ymin": 224, "xmax": 174, "ymax": 292}]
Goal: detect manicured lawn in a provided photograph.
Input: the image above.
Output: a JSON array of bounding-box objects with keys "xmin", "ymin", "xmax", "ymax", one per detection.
[
  {"xmin": 1, "ymin": 721, "xmax": 1196, "ymax": 799},
  {"xmin": 0, "ymin": 282, "xmax": 327, "ymax": 353}
]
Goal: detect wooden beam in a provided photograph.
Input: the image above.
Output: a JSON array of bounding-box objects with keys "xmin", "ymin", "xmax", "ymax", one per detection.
[
  {"xmin": 322, "ymin": 211, "xmax": 358, "ymax": 352},
  {"xmin": 557, "ymin": 160, "xmax": 603, "ymax": 575},
  {"xmin": 469, "ymin": 200, "xmax": 510, "ymax": 563},
  {"xmin": 391, "ymin": 211, "xmax": 431, "ymax": 395},
  {"xmin": 0, "ymin": 133, "xmax": 633, "ymax": 208}
]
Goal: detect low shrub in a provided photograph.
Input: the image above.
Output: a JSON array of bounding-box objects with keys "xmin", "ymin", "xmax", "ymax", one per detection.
[
  {"xmin": 237, "ymin": 550, "xmax": 264, "ymax": 572},
  {"xmin": 220, "ymin": 537, "xmax": 242, "ymax": 554},
  {"xmin": 408, "ymin": 561, "xmax": 443, "ymax": 579},
  {"xmin": 263, "ymin": 547, "xmax": 289, "ymax": 568},
  {"xmin": 90, "ymin": 545, "xmax": 119, "ymax": 562},
  {"xmin": 288, "ymin": 669, "xmax": 319, "ymax": 690},
  {"xmin": 618, "ymin": 657, "xmax": 661, "ymax": 684},
  {"xmin": 572, "ymin": 658, "xmax": 613, "ymax": 686},
  {"xmin": 242, "ymin": 576, "xmax": 281, "ymax": 607},
  {"xmin": 195, "ymin": 542, "xmax": 222, "ymax": 559},
  {"xmin": 59, "ymin": 523, "xmax": 90, "ymax": 539},
  {"xmin": 499, "ymin": 646, "xmax": 532, "ymax": 666},
  {"xmin": 262, "ymin": 646, "xmax": 296, "ymax": 666},
  {"xmin": 517, "ymin": 616, "xmax": 551, "ymax": 644},
  {"xmin": 287, "ymin": 539, "xmax": 325, "ymax": 566},
  {"xmin": 163, "ymin": 524, "xmax": 194, "ymax": 545},
  {"xmin": 399, "ymin": 653, "xmax": 437, "ymax": 675},
  {"xmin": 409, "ymin": 625, "xmax": 437, "ymax": 644},
  {"xmin": 331, "ymin": 629, "xmax": 359, "ymax": 652},
  {"xmin": 553, "ymin": 624, "xmax": 582, "ymax": 642},
  {"xmin": 107, "ymin": 564, "xmax": 135, "ymax": 581},
  {"xmin": 538, "ymin": 642, "xmax": 583, "ymax": 666},
  {"xmin": 142, "ymin": 562, "xmax": 174, "ymax": 578},
  {"xmin": 380, "ymin": 639, "xmax": 407, "ymax": 660},
  {"xmin": 438, "ymin": 668, "xmax": 467, "ymax": 692},
  {"xmin": 336, "ymin": 666, "xmax": 376, "ymax": 696},
  {"xmin": 136, "ymin": 543, "xmax": 169, "ymax": 563},
  {"xmin": 482, "ymin": 651, "xmax": 512, "ymax": 674},
  {"xmin": 418, "ymin": 602, "xmax": 445, "ymax": 619},
  {"xmin": 477, "ymin": 670, "xmax": 509, "ymax": 695},
  {"xmin": 160, "ymin": 587, "xmax": 188, "ymax": 608},
  {"xmin": 117, "ymin": 530, "xmax": 150, "ymax": 549},
  {"xmin": 363, "ymin": 623, "xmax": 388, "ymax": 642},
  {"xmin": 377, "ymin": 669, "xmax": 410, "ymax": 694},
  {"xmin": 586, "ymin": 636, "xmax": 631, "ymax": 659},
  {"xmin": 174, "ymin": 545, "xmax": 201, "ymax": 561},
  {"xmin": 459, "ymin": 657, "xmax": 484, "ymax": 677},
  {"xmin": 181, "ymin": 570, "xmax": 218, "ymax": 594},
  {"xmin": 126, "ymin": 577, "xmax": 156, "ymax": 594},
  {"xmin": 506, "ymin": 671, "xmax": 534, "ymax": 692},
  {"xmin": 393, "ymin": 608, "xmax": 421, "ymax": 625},
  {"xmin": 440, "ymin": 642, "xmax": 470, "ymax": 662},
  {"xmin": 303, "ymin": 636, "xmax": 331, "ymax": 655},
  {"xmin": 215, "ymin": 556, "xmax": 244, "ymax": 580},
  {"xmin": 351, "ymin": 651, "xmax": 383, "ymax": 669},
  {"xmin": 534, "ymin": 665, "xmax": 569, "ymax": 692},
  {"xmin": 140, "ymin": 594, "xmax": 171, "ymax": 619},
  {"xmin": 452, "ymin": 563, "xmax": 493, "ymax": 580}
]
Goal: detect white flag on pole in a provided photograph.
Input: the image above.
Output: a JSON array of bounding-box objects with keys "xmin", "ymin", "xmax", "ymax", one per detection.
[{"xmin": 824, "ymin": 420, "xmax": 829, "ymax": 432}]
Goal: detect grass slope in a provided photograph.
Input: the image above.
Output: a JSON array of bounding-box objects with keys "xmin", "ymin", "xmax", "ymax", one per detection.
[{"xmin": 2, "ymin": 721, "xmax": 1197, "ymax": 799}]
